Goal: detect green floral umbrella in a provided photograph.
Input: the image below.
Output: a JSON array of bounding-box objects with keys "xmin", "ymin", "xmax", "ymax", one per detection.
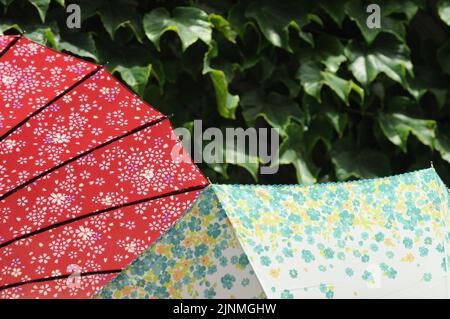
[{"xmin": 96, "ymin": 168, "xmax": 450, "ymax": 299}]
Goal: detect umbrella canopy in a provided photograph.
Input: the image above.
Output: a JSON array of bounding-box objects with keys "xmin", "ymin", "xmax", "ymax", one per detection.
[
  {"xmin": 0, "ymin": 36, "xmax": 208, "ymax": 298},
  {"xmin": 96, "ymin": 169, "xmax": 450, "ymax": 299},
  {"xmin": 0, "ymin": 68, "xmax": 164, "ymax": 197},
  {"xmin": 0, "ymin": 35, "xmax": 18, "ymax": 54},
  {"xmin": 0, "ymin": 36, "xmax": 100, "ymax": 139}
]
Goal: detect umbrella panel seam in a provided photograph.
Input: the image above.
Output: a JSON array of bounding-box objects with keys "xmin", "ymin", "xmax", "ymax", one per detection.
[
  {"xmin": 0, "ymin": 65, "xmax": 103, "ymax": 143},
  {"xmin": 0, "ymin": 34, "xmax": 21, "ymax": 58},
  {"xmin": 0, "ymin": 184, "xmax": 208, "ymax": 249},
  {"xmin": 0, "ymin": 116, "xmax": 168, "ymax": 201},
  {"xmin": 0, "ymin": 269, "xmax": 121, "ymax": 291}
]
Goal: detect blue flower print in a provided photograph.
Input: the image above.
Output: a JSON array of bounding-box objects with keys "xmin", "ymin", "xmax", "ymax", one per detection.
[
  {"xmin": 281, "ymin": 290, "xmax": 294, "ymax": 299},
  {"xmin": 260, "ymin": 256, "xmax": 271, "ymax": 267},
  {"xmin": 301, "ymin": 250, "xmax": 315, "ymax": 263},
  {"xmin": 221, "ymin": 274, "xmax": 236, "ymax": 289}
]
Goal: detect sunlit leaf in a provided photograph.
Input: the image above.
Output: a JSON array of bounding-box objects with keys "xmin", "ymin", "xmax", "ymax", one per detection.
[
  {"xmin": 143, "ymin": 6, "xmax": 212, "ymax": 51},
  {"xmin": 378, "ymin": 112, "xmax": 436, "ymax": 152},
  {"xmin": 28, "ymin": 0, "xmax": 50, "ymax": 22},
  {"xmin": 277, "ymin": 122, "xmax": 318, "ymax": 184},
  {"xmin": 345, "ymin": 37, "xmax": 413, "ymax": 86},
  {"xmin": 203, "ymin": 40, "xmax": 239, "ymax": 119},
  {"xmin": 245, "ymin": 0, "xmax": 315, "ymax": 51},
  {"xmin": 437, "ymin": 0, "xmax": 450, "ymax": 26}
]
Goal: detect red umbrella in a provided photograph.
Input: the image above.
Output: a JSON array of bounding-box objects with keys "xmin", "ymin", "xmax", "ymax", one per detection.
[
  {"xmin": 0, "ymin": 67, "xmax": 163, "ymax": 197},
  {"xmin": 0, "ymin": 35, "xmax": 18, "ymax": 55},
  {"xmin": 0, "ymin": 36, "xmax": 100, "ymax": 139},
  {"xmin": 0, "ymin": 35, "xmax": 208, "ymax": 298}
]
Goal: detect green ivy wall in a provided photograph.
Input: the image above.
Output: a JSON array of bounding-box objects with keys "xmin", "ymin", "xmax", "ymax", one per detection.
[{"xmin": 1, "ymin": 0, "xmax": 450, "ymax": 184}]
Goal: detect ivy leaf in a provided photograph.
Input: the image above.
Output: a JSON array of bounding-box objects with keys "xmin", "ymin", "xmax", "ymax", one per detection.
[
  {"xmin": 319, "ymin": 0, "xmax": 350, "ymax": 27},
  {"xmin": 209, "ymin": 14, "xmax": 237, "ymax": 43},
  {"xmin": 332, "ymin": 140, "xmax": 391, "ymax": 180},
  {"xmin": 143, "ymin": 7, "xmax": 212, "ymax": 51},
  {"xmin": 345, "ymin": 37, "xmax": 413, "ymax": 86},
  {"xmin": 315, "ymin": 35, "xmax": 347, "ymax": 73},
  {"xmin": 245, "ymin": 0, "xmax": 315, "ymax": 51},
  {"xmin": 303, "ymin": 116, "xmax": 334, "ymax": 154},
  {"xmin": 28, "ymin": 0, "xmax": 50, "ymax": 22},
  {"xmin": 228, "ymin": 2, "xmax": 258, "ymax": 39},
  {"xmin": 100, "ymin": 9, "xmax": 142, "ymax": 41},
  {"xmin": 385, "ymin": 1, "xmax": 425, "ymax": 21},
  {"xmin": 435, "ymin": 125, "xmax": 450, "ymax": 164},
  {"xmin": 58, "ymin": 33, "xmax": 97, "ymax": 61},
  {"xmin": 225, "ymin": 146, "xmax": 259, "ymax": 182},
  {"xmin": 22, "ymin": 25, "xmax": 57, "ymax": 45},
  {"xmin": 437, "ymin": 0, "xmax": 450, "ymax": 26},
  {"xmin": 345, "ymin": 1, "xmax": 423, "ymax": 44},
  {"xmin": 296, "ymin": 60, "xmax": 363, "ymax": 104},
  {"xmin": 346, "ymin": 1, "xmax": 406, "ymax": 44},
  {"xmin": 378, "ymin": 112, "xmax": 436, "ymax": 152},
  {"xmin": 96, "ymin": 39, "xmax": 154, "ymax": 97},
  {"xmin": 278, "ymin": 122, "xmax": 318, "ymax": 184},
  {"xmin": 305, "ymin": 95, "xmax": 348, "ymax": 136},
  {"xmin": 113, "ymin": 65, "xmax": 152, "ymax": 96},
  {"xmin": 78, "ymin": 0, "xmax": 142, "ymax": 41},
  {"xmin": 241, "ymin": 90, "xmax": 302, "ymax": 135},
  {"xmin": 0, "ymin": 22, "xmax": 21, "ymax": 34},
  {"xmin": 202, "ymin": 126, "xmax": 260, "ymax": 181},
  {"xmin": 203, "ymin": 41, "xmax": 239, "ymax": 119}
]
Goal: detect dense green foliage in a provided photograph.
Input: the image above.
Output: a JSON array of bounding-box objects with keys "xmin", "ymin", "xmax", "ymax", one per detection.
[{"xmin": 1, "ymin": 0, "xmax": 450, "ymax": 184}]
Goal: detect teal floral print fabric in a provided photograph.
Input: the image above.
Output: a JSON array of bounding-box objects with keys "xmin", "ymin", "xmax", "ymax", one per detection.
[
  {"xmin": 97, "ymin": 168, "xmax": 450, "ymax": 299},
  {"xmin": 96, "ymin": 187, "xmax": 266, "ymax": 299},
  {"xmin": 213, "ymin": 168, "xmax": 450, "ymax": 298}
]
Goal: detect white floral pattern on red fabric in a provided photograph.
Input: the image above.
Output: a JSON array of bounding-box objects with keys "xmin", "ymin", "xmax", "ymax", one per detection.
[
  {"xmin": 0, "ymin": 189, "xmax": 202, "ymax": 289},
  {"xmin": 0, "ymin": 120, "xmax": 208, "ymax": 245},
  {"xmin": 0, "ymin": 68, "xmax": 163, "ymax": 196},
  {"xmin": 0, "ymin": 37, "xmax": 98, "ymax": 137},
  {"xmin": 0, "ymin": 273, "xmax": 117, "ymax": 299},
  {"xmin": 0, "ymin": 35, "xmax": 209, "ymax": 299},
  {"xmin": 0, "ymin": 36, "xmax": 17, "ymax": 54}
]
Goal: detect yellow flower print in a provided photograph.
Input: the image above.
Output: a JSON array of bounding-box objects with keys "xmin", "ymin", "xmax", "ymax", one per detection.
[
  {"xmin": 269, "ymin": 268, "xmax": 280, "ymax": 279},
  {"xmin": 191, "ymin": 206, "xmax": 200, "ymax": 217},
  {"xmin": 255, "ymin": 227, "xmax": 264, "ymax": 241},
  {"xmin": 282, "ymin": 200, "xmax": 301, "ymax": 212},
  {"xmin": 117, "ymin": 286, "xmax": 132, "ymax": 298},
  {"xmin": 200, "ymin": 255, "xmax": 211, "ymax": 266},
  {"xmin": 256, "ymin": 189, "xmax": 272, "ymax": 202},
  {"xmin": 201, "ymin": 233, "xmax": 211, "ymax": 244},
  {"xmin": 184, "ymin": 235, "xmax": 194, "ymax": 247},
  {"xmin": 168, "ymin": 286, "xmax": 179, "ymax": 297},
  {"xmin": 235, "ymin": 199, "xmax": 248, "ymax": 209},
  {"xmin": 401, "ymin": 253, "xmax": 415, "ymax": 263},
  {"xmin": 343, "ymin": 201, "xmax": 352, "ymax": 211},
  {"xmin": 155, "ymin": 244, "xmax": 171, "ymax": 255},
  {"xmin": 395, "ymin": 202, "xmax": 407, "ymax": 214},
  {"xmin": 432, "ymin": 221, "xmax": 444, "ymax": 236},
  {"xmin": 384, "ymin": 238, "xmax": 395, "ymax": 247},
  {"xmin": 173, "ymin": 268, "xmax": 184, "ymax": 282}
]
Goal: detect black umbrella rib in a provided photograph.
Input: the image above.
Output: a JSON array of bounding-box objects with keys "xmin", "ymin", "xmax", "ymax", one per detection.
[
  {"xmin": 0, "ymin": 269, "xmax": 122, "ymax": 291},
  {"xmin": 0, "ymin": 34, "xmax": 21, "ymax": 58},
  {"xmin": 0, "ymin": 116, "xmax": 168, "ymax": 202},
  {"xmin": 0, "ymin": 183, "xmax": 208, "ymax": 249},
  {"xmin": 0, "ymin": 65, "xmax": 103, "ymax": 143}
]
